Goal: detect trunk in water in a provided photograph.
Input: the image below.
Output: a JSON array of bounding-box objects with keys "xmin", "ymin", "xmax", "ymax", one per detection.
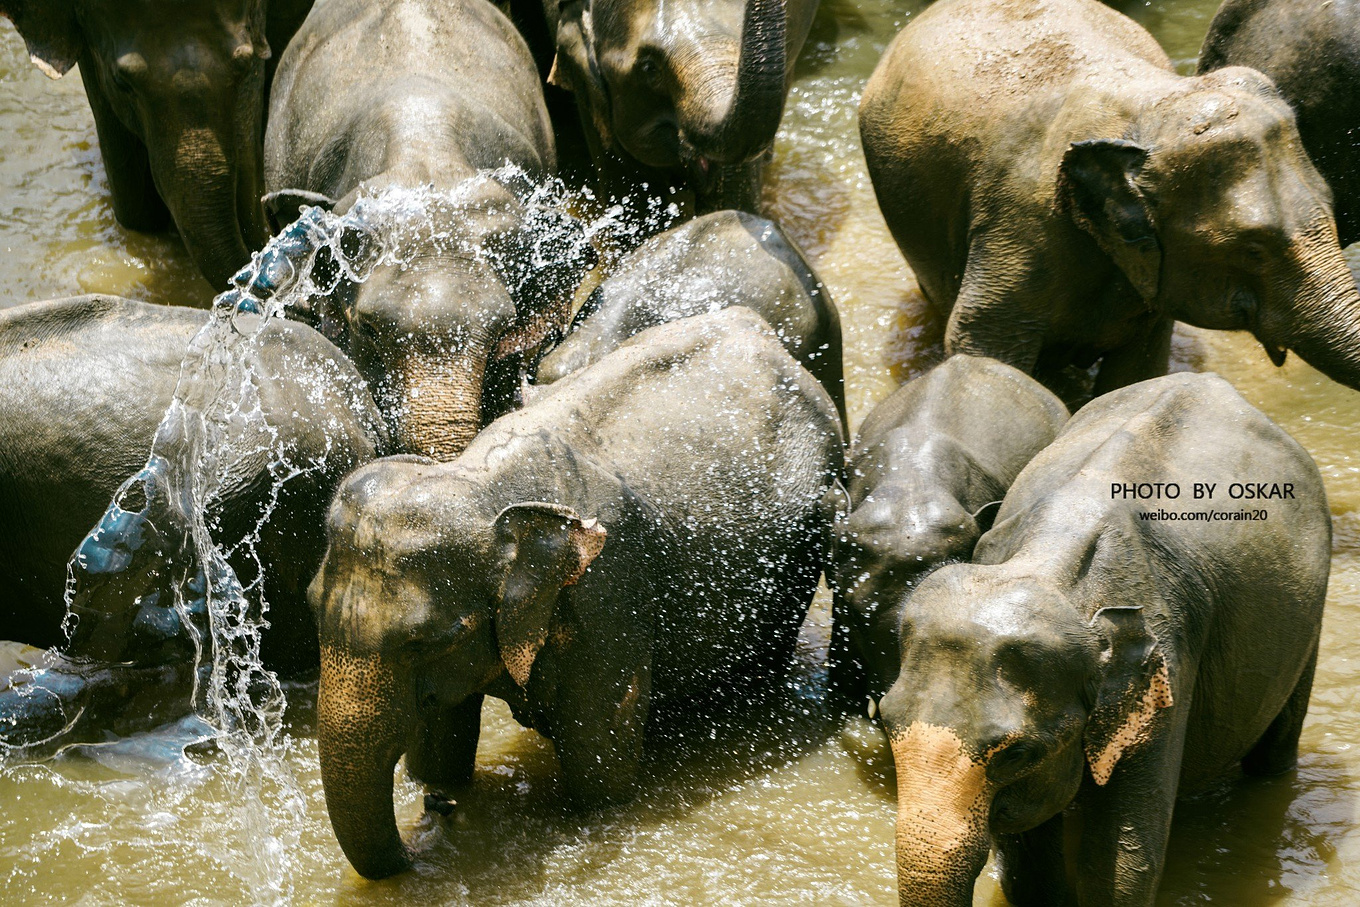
[
  {"xmin": 388, "ymin": 349, "xmax": 487, "ymax": 461},
  {"xmin": 1271, "ymin": 240, "xmax": 1360, "ymax": 391},
  {"xmin": 890, "ymin": 722, "xmax": 994, "ymax": 907},
  {"xmin": 684, "ymin": 0, "xmax": 788, "ymax": 165},
  {"xmin": 318, "ymin": 646, "xmax": 412, "ymax": 880}
]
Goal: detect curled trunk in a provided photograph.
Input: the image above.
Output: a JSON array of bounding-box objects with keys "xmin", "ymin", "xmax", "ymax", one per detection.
[
  {"xmin": 318, "ymin": 646, "xmax": 412, "ymax": 880},
  {"xmin": 890, "ymin": 722, "xmax": 994, "ymax": 907},
  {"xmin": 683, "ymin": 0, "xmax": 788, "ymax": 165},
  {"xmin": 386, "ymin": 349, "xmax": 487, "ymax": 461}
]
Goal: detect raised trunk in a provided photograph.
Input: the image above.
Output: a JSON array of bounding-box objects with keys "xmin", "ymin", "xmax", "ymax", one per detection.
[
  {"xmin": 1269, "ymin": 241, "xmax": 1360, "ymax": 390},
  {"xmin": 682, "ymin": 0, "xmax": 788, "ymax": 166},
  {"xmin": 389, "ymin": 349, "xmax": 487, "ymax": 461},
  {"xmin": 318, "ymin": 645, "xmax": 412, "ymax": 880},
  {"xmin": 890, "ymin": 722, "xmax": 994, "ymax": 907}
]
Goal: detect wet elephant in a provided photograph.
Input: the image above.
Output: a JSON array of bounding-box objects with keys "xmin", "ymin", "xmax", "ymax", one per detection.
[
  {"xmin": 0, "ymin": 295, "xmax": 386, "ymax": 754},
  {"xmin": 1199, "ymin": 0, "xmax": 1360, "ymax": 247},
  {"xmin": 309, "ymin": 308, "xmax": 843, "ymax": 879},
  {"xmin": 881, "ymin": 372, "xmax": 1328, "ymax": 907},
  {"xmin": 543, "ymin": 0, "xmax": 819, "ymax": 215},
  {"xmin": 828, "ymin": 355, "xmax": 1068, "ymax": 708},
  {"xmin": 0, "ymin": 0, "xmax": 313, "ymax": 289},
  {"xmin": 535, "ymin": 209, "xmax": 846, "ymax": 425},
  {"xmin": 860, "ymin": 0, "xmax": 1360, "ymax": 395},
  {"xmin": 262, "ymin": 0, "xmax": 594, "ymax": 460}
]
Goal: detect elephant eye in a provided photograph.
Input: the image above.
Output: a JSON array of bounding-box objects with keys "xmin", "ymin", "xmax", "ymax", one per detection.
[{"xmin": 638, "ymin": 56, "xmax": 664, "ymax": 88}]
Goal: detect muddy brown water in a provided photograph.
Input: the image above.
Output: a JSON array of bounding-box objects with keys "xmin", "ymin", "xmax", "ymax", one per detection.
[{"xmin": 3, "ymin": 0, "xmax": 1360, "ymax": 904}]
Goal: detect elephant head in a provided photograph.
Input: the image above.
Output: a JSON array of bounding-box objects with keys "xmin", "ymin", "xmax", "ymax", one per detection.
[
  {"xmin": 261, "ymin": 179, "xmax": 594, "ymax": 460},
  {"xmin": 830, "ymin": 454, "xmax": 1003, "ymax": 700},
  {"xmin": 308, "ymin": 458, "xmax": 606, "ymax": 878},
  {"xmin": 1, "ymin": 0, "xmax": 290, "ymax": 288},
  {"xmin": 547, "ymin": 0, "xmax": 812, "ymax": 211},
  {"xmin": 880, "ymin": 547, "xmax": 1174, "ymax": 905},
  {"xmin": 1055, "ymin": 66, "xmax": 1360, "ymax": 389}
]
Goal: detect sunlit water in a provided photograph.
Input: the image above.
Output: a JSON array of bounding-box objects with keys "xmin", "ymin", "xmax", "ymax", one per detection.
[{"xmin": 3, "ymin": 0, "xmax": 1360, "ymax": 904}]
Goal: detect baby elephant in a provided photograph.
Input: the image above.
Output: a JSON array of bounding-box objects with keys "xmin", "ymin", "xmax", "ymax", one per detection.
[
  {"xmin": 309, "ymin": 307, "xmax": 843, "ymax": 879},
  {"xmin": 0, "ymin": 295, "xmax": 386, "ymax": 754},
  {"xmin": 829, "ymin": 356, "xmax": 1068, "ymax": 705},
  {"xmin": 535, "ymin": 210, "xmax": 846, "ymax": 426},
  {"xmin": 883, "ymin": 372, "xmax": 1329, "ymax": 907}
]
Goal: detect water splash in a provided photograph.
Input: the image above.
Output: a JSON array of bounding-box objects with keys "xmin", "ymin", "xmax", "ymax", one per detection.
[{"xmin": 0, "ymin": 166, "xmax": 673, "ymax": 902}]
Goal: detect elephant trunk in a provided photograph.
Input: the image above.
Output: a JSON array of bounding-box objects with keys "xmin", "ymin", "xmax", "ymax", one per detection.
[
  {"xmin": 1268, "ymin": 237, "xmax": 1360, "ymax": 390},
  {"xmin": 318, "ymin": 645, "xmax": 413, "ymax": 880},
  {"xmin": 157, "ymin": 123, "xmax": 269, "ymax": 289},
  {"xmin": 387, "ymin": 349, "xmax": 487, "ymax": 460},
  {"xmin": 889, "ymin": 721, "xmax": 994, "ymax": 907},
  {"xmin": 681, "ymin": 0, "xmax": 788, "ymax": 166}
]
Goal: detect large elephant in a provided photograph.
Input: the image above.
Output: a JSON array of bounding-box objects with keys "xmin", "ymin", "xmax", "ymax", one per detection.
[
  {"xmin": 310, "ymin": 307, "xmax": 842, "ymax": 879},
  {"xmin": 262, "ymin": 0, "xmax": 593, "ymax": 460},
  {"xmin": 1199, "ymin": 0, "xmax": 1360, "ymax": 247},
  {"xmin": 0, "ymin": 295, "xmax": 386, "ymax": 754},
  {"xmin": 881, "ymin": 371, "xmax": 1328, "ymax": 907},
  {"xmin": 828, "ymin": 355, "xmax": 1068, "ymax": 707},
  {"xmin": 543, "ymin": 0, "xmax": 819, "ymax": 215},
  {"xmin": 0, "ymin": 0, "xmax": 313, "ymax": 289},
  {"xmin": 535, "ymin": 209, "xmax": 846, "ymax": 425},
  {"xmin": 859, "ymin": 0, "xmax": 1360, "ymax": 395}
]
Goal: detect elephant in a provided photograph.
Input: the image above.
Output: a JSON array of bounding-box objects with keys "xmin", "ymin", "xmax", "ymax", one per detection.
[
  {"xmin": 0, "ymin": 294, "xmax": 386, "ymax": 755},
  {"xmin": 262, "ymin": 0, "xmax": 594, "ymax": 461},
  {"xmin": 859, "ymin": 0, "xmax": 1360, "ymax": 396},
  {"xmin": 879, "ymin": 371, "xmax": 1328, "ymax": 907},
  {"xmin": 0, "ymin": 0, "xmax": 313, "ymax": 289},
  {"xmin": 827, "ymin": 355, "xmax": 1068, "ymax": 707},
  {"xmin": 542, "ymin": 0, "xmax": 820, "ymax": 215},
  {"xmin": 535, "ymin": 209, "xmax": 846, "ymax": 426},
  {"xmin": 1199, "ymin": 0, "xmax": 1360, "ymax": 247},
  {"xmin": 309, "ymin": 307, "xmax": 843, "ymax": 879}
]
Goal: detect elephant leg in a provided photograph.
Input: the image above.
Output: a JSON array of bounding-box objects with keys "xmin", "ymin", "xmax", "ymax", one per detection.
[
  {"xmin": 480, "ymin": 353, "xmax": 522, "ymax": 427},
  {"xmin": 1243, "ymin": 641, "xmax": 1318, "ymax": 777},
  {"xmin": 996, "ymin": 812, "xmax": 1075, "ymax": 907},
  {"xmin": 553, "ymin": 659, "xmax": 652, "ymax": 808},
  {"xmin": 944, "ymin": 239, "xmax": 1047, "ymax": 373},
  {"xmin": 1093, "ymin": 317, "xmax": 1174, "ymax": 396},
  {"xmin": 79, "ymin": 66, "xmax": 171, "ymax": 233},
  {"xmin": 406, "ymin": 693, "xmax": 484, "ymax": 791},
  {"xmin": 1074, "ymin": 701, "xmax": 1190, "ymax": 907},
  {"xmin": 828, "ymin": 592, "xmax": 868, "ymax": 712}
]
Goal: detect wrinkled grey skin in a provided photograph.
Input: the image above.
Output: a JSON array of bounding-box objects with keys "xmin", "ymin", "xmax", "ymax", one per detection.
[
  {"xmin": 536, "ymin": 210, "xmax": 845, "ymax": 425},
  {"xmin": 544, "ymin": 0, "xmax": 818, "ymax": 214},
  {"xmin": 860, "ymin": 0, "xmax": 1360, "ymax": 396},
  {"xmin": 309, "ymin": 307, "xmax": 842, "ymax": 879},
  {"xmin": 827, "ymin": 355, "xmax": 1068, "ymax": 708},
  {"xmin": 883, "ymin": 372, "xmax": 1328, "ymax": 907},
  {"xmin": 0, "ymin": 295, "xmax": 386, "ymax": 755},
  {"xmin": 1, "ymin": 0, "xmax": 312, "ymax": 289},
  {"xmin": 1200, "ymin": 0, "xmax": 1360, "ymax": 247},
  {"xmin": 265, "ymin": 0, "xmax": 593, "ymax": 461}
]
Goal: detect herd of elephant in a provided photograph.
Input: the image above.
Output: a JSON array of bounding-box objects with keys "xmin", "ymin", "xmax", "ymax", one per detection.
[{"xmin": 0, "ymin": 0, "xmax": 1357, "ymax": 903}]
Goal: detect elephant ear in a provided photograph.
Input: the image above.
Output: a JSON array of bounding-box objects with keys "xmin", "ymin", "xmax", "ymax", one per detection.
[
  {"xmin": 493, "ymin": 502, "xmax": 607, "ymax": 688},
  {"xmin": 1083, "ymin": 604, "xmax": 1174, "ymax": 785},
  {"xmin": 1056, "ymin": 138, "xmax": 1162, "ymax": 304},
  {"xmin": 2, "ymin": 1, "xmax": 80, "ymax": 79},
  {"xmin": 549, "ymin": 0, "xmax": 614, "ymax": 149}
]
